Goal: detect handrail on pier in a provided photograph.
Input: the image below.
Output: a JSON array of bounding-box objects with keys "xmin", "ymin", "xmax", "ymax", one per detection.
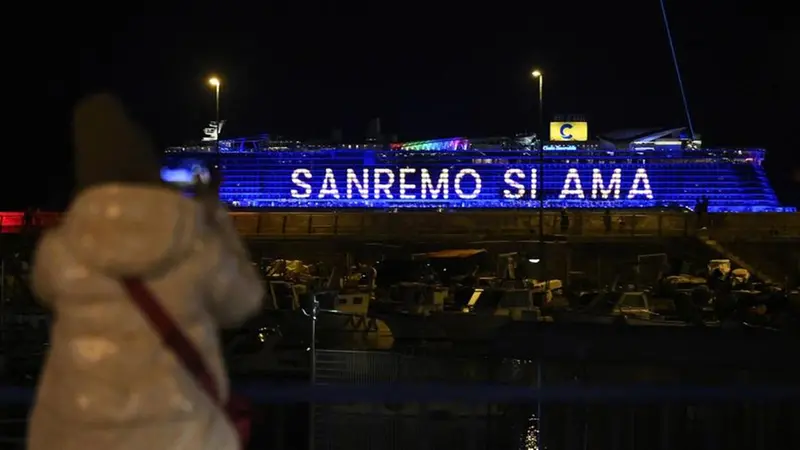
[{"xmin": 2, "ymin": 210, "xmax": 798, "ymax": 240}]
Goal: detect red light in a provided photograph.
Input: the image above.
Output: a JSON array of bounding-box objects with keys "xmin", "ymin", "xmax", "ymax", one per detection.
[{"xmin": 0, "ymin": 211, "xmax": 61, "ymax": 233}]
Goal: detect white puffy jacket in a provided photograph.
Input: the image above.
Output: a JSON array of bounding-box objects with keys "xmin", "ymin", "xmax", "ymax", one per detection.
[{"xmin": 27, "ymin": 184, "xmax": 264, "ymax": 450}]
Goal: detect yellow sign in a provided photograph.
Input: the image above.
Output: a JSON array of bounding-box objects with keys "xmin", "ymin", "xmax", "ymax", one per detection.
[{"xmin": 550, "ymin": 122, "xmax": 588, "ymax": 141}]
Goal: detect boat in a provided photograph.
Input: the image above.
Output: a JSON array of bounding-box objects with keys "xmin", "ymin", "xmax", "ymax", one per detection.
[
  {"xmin": 552, "ymin": 290, "xmax": 699, "ymax": 327},
  {"xmin": 370, "ymin": 282, "xmax": 449, "ymax": 343},
  {"xmin": 429, "ymin": 281, "xmax": 551, "ymax": 342},
  {"xmin": 262, "ymin": 280, "xmax": 394, "ymax": 350}
]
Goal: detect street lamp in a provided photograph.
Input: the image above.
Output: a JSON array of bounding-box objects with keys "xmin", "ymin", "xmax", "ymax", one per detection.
[
  {"xmin": 531, "ymin": 70, "xmax": 543, "ymax": 131},
  {"xmin": 207, "ymin": 76, "xmax": 221, "ymax": 143},
  {"xmin": 531, "ymin": 68, "xmax": 546, "ymax": 448},
  {"xmin": 531, "ymin": 69, "xmax": 546, "ymax": 295}
]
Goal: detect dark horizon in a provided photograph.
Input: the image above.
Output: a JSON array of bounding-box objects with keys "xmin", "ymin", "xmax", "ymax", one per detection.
[{"xmin": 3, "ymin": 1, "xmax": 792, "ymax": 209}]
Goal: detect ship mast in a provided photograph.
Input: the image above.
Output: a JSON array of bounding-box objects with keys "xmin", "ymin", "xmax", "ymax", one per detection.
[{"xmin": 660, "ymin": 0, "xmax": 696, "ymax": 139}]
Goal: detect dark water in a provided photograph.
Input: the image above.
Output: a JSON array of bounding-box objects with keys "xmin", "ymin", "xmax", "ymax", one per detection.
[
  {"xmin": 302, "ymin": 350, "xmax": 800, "ymax": 450},
  {"xmin": 3, "ymin": 345, "xmax": 799, "ymax": 450},
  {"xmin": 303, "ymin": 390, "xmax": 799, "ymax": 450}
]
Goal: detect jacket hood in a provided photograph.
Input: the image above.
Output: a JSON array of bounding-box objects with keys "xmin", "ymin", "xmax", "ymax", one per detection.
[
  {"xmin": 73, "ymin": 93, "xmax": 163, "ymax": 192},
  {"xmin": 58, "ymin": 184, "xmax": 206, "ymax": 277}
]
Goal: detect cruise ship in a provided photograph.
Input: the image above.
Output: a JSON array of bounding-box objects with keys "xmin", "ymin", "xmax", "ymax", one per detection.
[{"xmin": 163, "ymin": 122, "xmax": 793, "ymax": 213}]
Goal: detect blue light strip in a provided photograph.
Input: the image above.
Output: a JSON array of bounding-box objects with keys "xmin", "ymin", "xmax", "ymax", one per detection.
[{"xmin": 164, "ymin": 149, "xmax": 792, "ymax": 212}]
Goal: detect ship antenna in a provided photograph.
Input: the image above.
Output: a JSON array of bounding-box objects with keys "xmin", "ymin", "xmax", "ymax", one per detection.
[{"xmin": 660, "ymin": 0, "xmax": 695, "ymax": 139}]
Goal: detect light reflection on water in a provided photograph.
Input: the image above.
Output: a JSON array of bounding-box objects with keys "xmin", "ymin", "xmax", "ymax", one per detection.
[
  {"xmin": 522, "ymin": 413, "xmax": 540, "ymax": 450},
  {"xmin": 507, "ymin": 357, "xmax": 543, "ymax": 450}
]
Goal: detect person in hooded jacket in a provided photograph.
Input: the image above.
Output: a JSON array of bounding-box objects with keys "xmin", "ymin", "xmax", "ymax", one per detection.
[{"xmin": 26, "ymin": 93, "xmax": 265, "ymax": 450}]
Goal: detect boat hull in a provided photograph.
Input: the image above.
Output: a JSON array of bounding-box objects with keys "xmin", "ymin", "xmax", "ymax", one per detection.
[{"xmin": 258, "ymin": 310, "xmax": 394, "ymax": 350}]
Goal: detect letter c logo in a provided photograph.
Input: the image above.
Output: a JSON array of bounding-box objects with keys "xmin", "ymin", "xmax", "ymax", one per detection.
[{"xmin": 560, "ymin": 123, "xmax": 573, "ymax": 140}]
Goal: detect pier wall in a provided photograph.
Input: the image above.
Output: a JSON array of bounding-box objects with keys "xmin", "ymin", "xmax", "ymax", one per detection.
[
  {"xmin": 2, "ymin": 210, "xmax": 798, "ymax": 240},
  {"xmin": 228, "ymin": 210, "xmax": 800, "ymax": 241}
]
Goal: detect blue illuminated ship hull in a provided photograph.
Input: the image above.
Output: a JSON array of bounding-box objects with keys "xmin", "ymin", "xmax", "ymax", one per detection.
[{"xmin": 164, "ymin": 148, "xmax": 791, "ymax": 213}]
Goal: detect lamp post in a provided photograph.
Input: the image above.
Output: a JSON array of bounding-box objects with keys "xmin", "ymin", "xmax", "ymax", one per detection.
[
  {"xmin": 303, "ymin": 293, "xmax": 321, "ymax": 450},
  {"xmin": 531, "ymin": 70, "xmax": 546, "ymax": 289},
  {"xmin": 532, "ymin": 69, "xmax": 545, "ymax": 449},
  {"xmin": 531, "ymin": 70, "xmax": 543, "ymax": 131},
  {"xmin": 208, "ymin": 76, "xmax": 221, "ymax": 151}
]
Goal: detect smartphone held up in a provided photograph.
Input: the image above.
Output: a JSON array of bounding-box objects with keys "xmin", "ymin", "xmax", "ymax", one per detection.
[{"xmin": 161, "ymin": 158, "xmax": 220, "ymax": 197}]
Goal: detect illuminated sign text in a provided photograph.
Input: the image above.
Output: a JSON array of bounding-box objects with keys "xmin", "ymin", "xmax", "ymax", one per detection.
[{"xmin": 290, "ymin": 167, "xmax": 653, "ymax": 201}]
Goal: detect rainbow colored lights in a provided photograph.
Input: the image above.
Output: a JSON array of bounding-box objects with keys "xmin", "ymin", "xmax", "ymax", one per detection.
[{"xmin": 392, "ymin": 138, "xmax": 470, "ymax": 151}]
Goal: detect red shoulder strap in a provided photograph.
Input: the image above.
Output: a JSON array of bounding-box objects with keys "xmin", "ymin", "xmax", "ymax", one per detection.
[{"xmin": 121, "ymin": 278, "xmax": 221, "ymax": 404}]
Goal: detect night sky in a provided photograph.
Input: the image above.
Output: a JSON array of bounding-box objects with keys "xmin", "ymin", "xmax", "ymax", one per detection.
[{"xmin": 3, "ymin": 1, "xmax": 793, "ymax": 209}]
